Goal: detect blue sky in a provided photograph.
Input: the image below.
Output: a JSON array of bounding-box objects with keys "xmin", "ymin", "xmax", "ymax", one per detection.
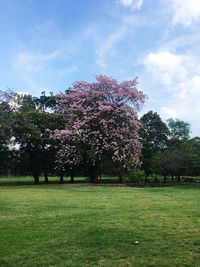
[{"xmin": 1, "ymin": 0, "xmax": 200, "ymax": 136}]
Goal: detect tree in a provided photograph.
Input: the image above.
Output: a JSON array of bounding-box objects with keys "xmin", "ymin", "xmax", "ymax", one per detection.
[
  {"xmin": 153, "ymin": 147, "xmax": 186, "ymax": 181},
  {"xmin": 158, "ymin": 118, "xmax": 192, "ymax": 181},
  {"xmin": 33, "ymin": 91, "xmax": 56, "ymax": 111},
  {"xmin": 167, "ymin": 118, "xmax": 190, "ymax": 140},
  {"xmin": 0, "ymin": 102, "xmax": 12, "ymax": 174},
  {"xmin": 140, "ymin": 111, "xmax": 169, "ymax": 181},
  {"xmin": 178, "ymin": 137, "xmax": 200, "ymax": 177},
  {"xmin": 13, "ymin": 93, "xmax": 63, "ymax": 184},
  {"xmin": 0, "ymin": 90, "xmax": 16, "ymax": 175},
  {"xmin": 54, "ymin": 75, "xmax": 146, "ymax": 183}
]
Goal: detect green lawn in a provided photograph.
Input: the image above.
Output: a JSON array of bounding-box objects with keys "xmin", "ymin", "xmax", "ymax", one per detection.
[
  {"xmin": 0, "ymin": 181, "xmax": 199, "ymax": 266},
  {"xmin": 0, "ymin": 175, "xmax": 119, "ymax": 185},
  {"xmin": 0, "ymin": 175, "xmax": 87, "ymax": 185}
]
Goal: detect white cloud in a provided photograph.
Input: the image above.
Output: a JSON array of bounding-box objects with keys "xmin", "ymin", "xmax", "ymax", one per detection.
[
  {"xmin": 11, "ymin": 50, "xmax": 78, "ymax": 94},
  {"xmin": 11, "ymin": 51, "xmax": 59, "ymax": 93},
  {"xmin": 144, "ymin": 51, "xmax": 190, "ymax": 85},
  {"xmin": 177, "ymin": 76, "xmax": 200, "ymax": 100},
  {"xmin": 160, "ymin": 107, "xmax": 179, "ymax": 119},
  {"xmin": 160, "ymin": 75, "xmax": 200, "ymax": 136},
  {"xmin": 96, "ymin": 26, "xmax": 127, "ymax": 67},
  {"xmin": 12, "ymin": 51, "xmax": 59, "ymax": 73},
  {"xmin": 58, "ymin": 65, "xmax": 79, "ymax": 75},
  {"xmin": 167, "ymin": 0, "xmax": 200, "ymax": 26},
  {"xmin": 96, "ymin": 15, "xmax": 145, "ymax": 67},
  {"xmin": 143, "ymin": 49, "xmax": 200, "ymax": 136},
  {"xmin": 118, "ymin": 0, "xmax": 144, "ymax": 10}
]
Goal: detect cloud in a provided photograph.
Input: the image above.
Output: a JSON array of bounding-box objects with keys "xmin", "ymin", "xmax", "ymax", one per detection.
[
  {"xmin": 96, "ymin": 15, "xmax": 146, "ymax": 68},
  {"xmin": 118, "ymin": 0, "xmax": 144, "ymax": 10},
  {"xmin": 144, "ymin": 51, "xmax": 190, "ymax": 85},
  {"xmin": 96, "ymin": 26, "xmax": 127, "ymax": 67},
  {"xmin": 160, "ymin": 75, "xmax": 200, "ymax": 136},
  {"xmin": 11, "ymin": 51, "xmax": 59, "ymax": 93},
  {"xmin": 167, "ymin": 0, "xmax": 200, "ymax": 26},
  {"xmin": 13, "ymin": 51, "xmax": 59, "ymax": 73},
  {"xmin": 11, "ymin": 50, "xmax": 78, "ymax": 94},
  {"xmin": 143, "ymin": 49, "xmax": 200, "ymax": 135},
  {"xmin": 161, "ymin": 76, "xmax": 200, "ymax": 119}
]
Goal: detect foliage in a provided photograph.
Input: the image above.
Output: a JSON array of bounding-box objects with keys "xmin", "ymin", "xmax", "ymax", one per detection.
[
  {"xmin": 140, "ymin": 111, "xmax": 169, "ymax": 179},
  {"xmin": 0, "ymin": 97, "xmax": 13, "ymax": 174},
  {"xmin": 125, "ymin": 168, "xmax": 145, "ymax": 183},
  {"xmin": 55, "ymin": 75, "xmax": 146, "ymax": 182},
  {"xmin": 0, "ymin": 83, "xmax": 200, "ymax": 182},
  {"xmin": 14, "ymin": 108, "xmax": 63, "ymax": 183},
  {"xmin": 140, "ymin": 111, "xmax": 169, "ymax": 151},
  {"xmin": 3, "ymin": 91, "xmax": 63, "ymax": 183},
  {"xmin": 167, "ymin": 118, "xmax": 190, "ymax": 140}
]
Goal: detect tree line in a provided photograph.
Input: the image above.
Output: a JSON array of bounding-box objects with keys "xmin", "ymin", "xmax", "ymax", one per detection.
[{"xmin": 0, "ymin": 75, "xmax": 199, "ymax": 184}]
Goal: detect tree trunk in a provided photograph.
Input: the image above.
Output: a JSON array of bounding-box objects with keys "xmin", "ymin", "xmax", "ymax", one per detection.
[
  {"xmin": 177, "ymin": 175, "xmax": 181, "ymax": 182},
  {"xmin": 119, "ymin": 173, "xmax": 123, "ymax": 183},
  {"xmin": 33, "ymin": 175, "xmax": 39, "ymax": 184},
  {"xmin": 99, "ymin": 169, "xmax": 102, "ymax": 181},
  {"xmin": 70, "ymin": 169, "xmax": 74, "ymax": 183},
  {"xmin": 59, "ymin": 171, "xmax": 64, "ymax": 184},
  {"xmin": 44, "ymin": 170, "xmax": 49, "ymax": 184},
  {"xmin": 42, "ymin": 147, "xmax": 48, "ymax": 184},
  {"xmin": 89, "ymin": 164, "xmax": 99, "ymax": 183},
  {"xmin": 145, "ymin": 173, "xmax": 148, "ymax": 183}
]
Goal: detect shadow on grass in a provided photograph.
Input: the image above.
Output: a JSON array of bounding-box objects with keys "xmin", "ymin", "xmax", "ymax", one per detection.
[
  {"xmin": 0, "ymin": 177, "xmax": 199, "ymax": 189},
  {"xmin": 0, "ymin": 179, "xmax": 89, "ymax": 187}
]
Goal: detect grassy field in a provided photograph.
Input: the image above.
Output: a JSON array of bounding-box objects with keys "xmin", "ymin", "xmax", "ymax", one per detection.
[
  {"xmin": 0, "ymin": 179, "xmax": 199, "ymax": 266},
  {"xmin": 0, "ymin": 176, "xmax": 120, "ymax": 186}
]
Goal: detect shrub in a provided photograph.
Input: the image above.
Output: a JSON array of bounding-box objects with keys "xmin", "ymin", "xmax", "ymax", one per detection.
[{"xmin": 125, "ymin": 168, "xmax": 145, "ymax": 183}]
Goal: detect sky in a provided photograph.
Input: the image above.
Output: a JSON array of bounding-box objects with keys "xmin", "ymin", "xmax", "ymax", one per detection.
[{"xmin": 0, "ymin": 0, "xmax": 200, "ymax": 136}]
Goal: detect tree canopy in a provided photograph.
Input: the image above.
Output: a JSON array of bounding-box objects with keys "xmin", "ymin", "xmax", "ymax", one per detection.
[
  {"xmin": 0, "ymin": 77, "xmax": 199, "ymax": 184},
  {"xmin": 54, "ymin": 75, "xmax": 146, "ymax": 182}
]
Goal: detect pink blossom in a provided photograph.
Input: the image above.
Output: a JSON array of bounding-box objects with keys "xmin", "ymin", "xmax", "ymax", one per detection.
[{"xmin": 54, "ymin": 75, "xmax": 147, "ymax": 169}]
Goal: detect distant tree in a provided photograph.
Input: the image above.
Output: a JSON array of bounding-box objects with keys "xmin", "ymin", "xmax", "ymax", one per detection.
[
  {"xmin": 180, "ymin": 137, "xmax": 200, "ymax": 177},
  {"xmin": 156, "ymin": 118, "xmax": 192, "ymax": 181},
  {"xmin": 13, "ymin": 93, "xmax": 63, "ymax": 184},
  {"xmin": 139, "ymin": 111, "xmax": 169, "ymax": 181},
  {"xmin": 0, "ymin": 90, "xmax": 16, "ymax": 175},
  {"xmin": 0, "ymin": 102, "xmax": 12, "ymax": 174},
  {"xmin": 153, "ymin": 146, "xmax": 187, "ymax": 181},
  {"xmin": 14, "ymin": 109, "xmax": 62, "ymax": 183},
  {"xmin": 33, "ymin": 91, "xmax": 56, "ymax": 111},
  {"xmin": 167, "ymin": 118, "xmax": 190, "ymax": 140},
  {"xmin": 55, "ymin": 75, "xmax": 146, "ymax": 183}
]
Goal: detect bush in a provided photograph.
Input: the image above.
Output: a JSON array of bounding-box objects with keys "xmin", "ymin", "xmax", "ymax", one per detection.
[{"xmin": 125, "ymin": 168, "xmax": 145, "ymax": 183}]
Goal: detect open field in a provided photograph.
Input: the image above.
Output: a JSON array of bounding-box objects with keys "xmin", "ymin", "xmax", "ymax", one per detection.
[{"xmin": 0, "ymin": 180, "xmax": 199, "ymax": 267}]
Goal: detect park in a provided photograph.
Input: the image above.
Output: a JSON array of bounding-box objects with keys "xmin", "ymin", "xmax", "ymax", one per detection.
[
  {"xmin": 1, "ymin": 1, "xmax": 200, "ymax": 266},
  {"xmin": 0, "ymin": 75, "xmax": 200, "ymax": 267}
]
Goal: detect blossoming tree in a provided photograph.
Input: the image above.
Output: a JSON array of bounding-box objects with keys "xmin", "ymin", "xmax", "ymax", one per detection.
[{"xmin": 54, "ymin": 75, "xmax": 146, "ymax": 182}]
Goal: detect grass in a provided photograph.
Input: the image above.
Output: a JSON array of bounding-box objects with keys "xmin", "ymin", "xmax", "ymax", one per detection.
[
  {"xmin": 0, "ymin": 175, "xmax": 120, "ymax": 186},
  {"xmin": 1, "ymin": 175, "xmax": 199, "ymax": 186},
  {"xmin": 0, "ymin": 176, "xmax": 86, "ymax": 185},
  {"xmin": 0, "ymin": 178, "xmax": 199, "ymax": 266}
]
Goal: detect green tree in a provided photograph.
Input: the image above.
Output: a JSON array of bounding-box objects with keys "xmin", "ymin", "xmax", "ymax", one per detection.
[
  {"xmin": 158, "ymin": 118, "xmax": 192, "ymax": 181},
  {"xmin": 0, "ymin": 102, "xmax": 12, "ymax": 174},
  {"xmin": 140, "ymin": 111, "xmax": 169, "ymax": 181},
  {"xmin": 167, "ymin": 118, "xmax": 190, "ymax": 140},
  {"xmin": 0, "ymin": 90, "xmax": 16, "ymax": 175},
  {"xmin": 13, "ymin": 93, "xmax": 63, "ymax": 183}
]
